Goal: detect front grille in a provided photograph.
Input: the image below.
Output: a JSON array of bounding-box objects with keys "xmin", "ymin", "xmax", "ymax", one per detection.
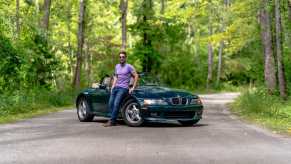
[
  {"xmin": 164, "ymin": 111, "xmax": 195, "ymax": 119},
  {"xmin": 170, "ymin": 97, "xmax": 188, "ymax": 105},
  {"xmin": 181, "ymin": 98, "xmax": 187, "ymax": 105},
  {"xmin": 172, "ymin": 98, "xmax": 180, "ymax": 105}
]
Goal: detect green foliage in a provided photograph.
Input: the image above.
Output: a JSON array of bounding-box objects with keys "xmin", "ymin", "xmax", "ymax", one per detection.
[
  {"xmin": 231, "ymin": 88, "xmax": 291, "ymax": 134},
  {"xmin": 233, "ymin": 88, "xmax": 282, "ymax": 115},
  {"xmin": 0, "ymin": 88, "xmax": 76, "ymax": 117},
  {"xmin": 126, "ymin": 0, "xmax": 270, "ymax": 91},
  {"xmin": 0, "ymin": 35, "xmax": 22, "ymax": 91},
  {"xmin": 0, "ymin": 0, "xmax": 60, "ymax": 91},
  {"xmin": 159, "ymin": 44, "xmax": 208, "ymax": 90},
  {"xmin": 20, "ymin": 32, "xmax": 59, "ymax": 88},
  {"xmin": 0, "ymin": 32, "xmax": 59, "ymax": 91},
  {"xmin": 223, "ymin": 39, "xmax": 264, "ymax": 86},
  {"xmin": 130, "ymin": 0, "xmax": 159, "ymax": 72}
]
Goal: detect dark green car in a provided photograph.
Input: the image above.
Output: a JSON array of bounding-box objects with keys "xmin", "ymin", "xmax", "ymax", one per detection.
[{"xmin": 76, "ymin": 74, "xmax": 203, "ymax": 127}]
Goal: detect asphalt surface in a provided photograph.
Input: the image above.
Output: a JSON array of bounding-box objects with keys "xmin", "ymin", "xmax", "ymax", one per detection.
[{"xmin": 1, "ymin": 93, "xmax": 291, "ymax": 164}]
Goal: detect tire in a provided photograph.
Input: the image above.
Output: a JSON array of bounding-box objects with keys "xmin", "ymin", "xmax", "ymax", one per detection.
[
  {"xmin": 121, "ymin": 99, "xmax": 144, "ymax": 127},
  {"xmin": 77, "ymin": 97, "xmax": 94, "ymax": 122},
  {"xmin": 178, "ymin": 119, "xmax": 200, "ymax": 126}
]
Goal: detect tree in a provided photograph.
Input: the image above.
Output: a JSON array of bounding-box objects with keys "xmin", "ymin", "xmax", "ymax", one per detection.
[
  {"xmin": 16, "ymin": 0, "xmax": 20, "ymax": 38},
  {"xmin": 216, "ymin": 0, "xmax": 230, "ymax": 86},
  {"xmin": 207, "ymin": 2, "xmax": 214, "ymax": 90},
  {"xmin": 207, "ymin": 37, "xmax": 214, "ymax": 89},
  {"xmin": 131, "ymin": 0, "xmax": 156, "ymax": 73},
  {"xmin": 216, "ymin": 41, "xmax": 224, "ymax": 86},
  {"xmin": 142, "ymin": 0, "xmax": 154, "ymax": 73},
  {"xmin": 160, "ymin": 0, "xmax": 165, "ymax": 14},
  {"xmin": 41, "ymin": 0, "xmax": 52, "ymax": 32},
  {"xmin": 73, "ymin": 0, "xmax": 86, "ymax": 89},
  {"xmin": 84, "ymin": 41, "xmax": 92, "ymax": 86},
  {"xmin": 275, "ymin": 0, "xmax": 288, "ymax": 99},
  {"xmin": 120, "ymin": 0, "xmax": 128, "ymax": 51},
  {"xmin": 0, "ymin": 0, "xmax": 290, "ymax": 95},
  {"xmin": 288, "ymin": 0, "xmax": 291, "ymax": 21},
  {"xmin": 66, "ymin": 0, "xmax": 74, "ymax": 77},
  {"xmin": 0, "ymin": 35, "xmax": 22, "ymax": 91},
  {"xmin": 259, "ymin": 0, "xmax": 277, "ymax": 94}
]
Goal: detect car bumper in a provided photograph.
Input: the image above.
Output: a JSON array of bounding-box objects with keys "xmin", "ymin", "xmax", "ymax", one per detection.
[{"xmin": 141, "ymin": 105, "xmax": 203, "ymax": 121}]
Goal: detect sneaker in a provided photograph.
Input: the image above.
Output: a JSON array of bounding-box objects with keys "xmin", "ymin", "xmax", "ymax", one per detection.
[{"xmin": 103, "ymin": 121, "xmax": 116, "ymax": 127}]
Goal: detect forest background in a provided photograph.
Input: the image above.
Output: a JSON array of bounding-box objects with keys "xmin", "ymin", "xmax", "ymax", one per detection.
[{"xmin": 0, "ymin": 0, "xmax": 291, "ymax": 132}]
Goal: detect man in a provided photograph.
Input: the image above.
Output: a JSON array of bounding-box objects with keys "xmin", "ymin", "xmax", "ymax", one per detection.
[{"xmin": 103, "ymin": 51, "xmax": 139, "ymax": 127}]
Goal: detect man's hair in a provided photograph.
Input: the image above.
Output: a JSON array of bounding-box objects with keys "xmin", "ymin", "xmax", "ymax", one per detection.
[{"xmin": 119, "ymin": 51, "xmax": 127, "ymax": 57}]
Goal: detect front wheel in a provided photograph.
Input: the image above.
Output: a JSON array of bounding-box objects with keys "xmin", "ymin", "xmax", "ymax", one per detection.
[
  {"xmin": 121, "ymin": 100, "xmax": 144, "ymax": 127},
  {"xmin": 178, "ymin": 119, "xmax": 200, "ymax": 126},
  {"xmin": 77, "ymin": 97, "xmax": 94, "ymax": 122}
]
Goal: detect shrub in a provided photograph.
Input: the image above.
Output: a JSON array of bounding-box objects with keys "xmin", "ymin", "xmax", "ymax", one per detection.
[
  {"xmin": 0, "ymin": 88, "xmax": 76, "ymax": 117},
  {"xmin": 232, "ymin": 87, "xmax": 291, "ymax": 120}
]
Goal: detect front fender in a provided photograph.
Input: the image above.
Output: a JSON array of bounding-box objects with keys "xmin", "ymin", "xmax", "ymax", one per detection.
[
  {"xmin": 76, "ymin": 93, "xmax": 90, "ymax": 108},
  {"xmin": 121, "ymin": 94, "xmax": 142, "ymax": 108}
]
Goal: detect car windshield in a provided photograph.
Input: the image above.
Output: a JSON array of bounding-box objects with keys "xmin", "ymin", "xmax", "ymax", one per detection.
[{"xmin": 138, "ymin": 74, "xmax": 160, "ymax": 86}]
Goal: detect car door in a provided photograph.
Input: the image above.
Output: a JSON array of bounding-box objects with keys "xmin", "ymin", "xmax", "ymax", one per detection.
[
  {"xmin": 90, "ymin": 76, "xmax": 111, "ymax": 114},
  {"xmin": 90, "ymin": 88, "xmax": 110, "ymax": 113}
]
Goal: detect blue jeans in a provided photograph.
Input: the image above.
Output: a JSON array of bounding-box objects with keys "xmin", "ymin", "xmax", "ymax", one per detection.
[{"xmin": 108, "ymin": 86, "xmax": 128, "ymax": 123}]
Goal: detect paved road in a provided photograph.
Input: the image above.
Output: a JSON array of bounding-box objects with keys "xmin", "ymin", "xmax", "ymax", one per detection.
[{"xmin": 1, "ymin": 93, "xmax": 291, "ymax": 164}]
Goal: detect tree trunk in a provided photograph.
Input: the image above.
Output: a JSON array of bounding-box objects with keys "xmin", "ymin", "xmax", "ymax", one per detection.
[
  {"xmin": 216, "ymin": 0, "xmax": 229, "ymax": 86},
  {"xmin": 207, "ymin": 42, "xmax": 213, "ymax": 90},
  {"xmin": 143, "ymin": 23, "xmax": 149, "ymax": 73},
  {"xmin": 16, "ymin": 0, "xmax": 20, "ymax": 38},
  {"xmin": 73, "ymin": 0, "xmax": 86, "ymax": 89},
  {"xmin": 216, "ymin": 41, "xmax": 224, "ymax": 86},
  {"xmin": 206, "ymin": 13, "xmax": 213, "ymax": 90},
  {"xmin": 120, "ymin": 0, "xmax": 128, "ymax": 51},
  {"xmin": 68, "ymin": 34, "xmax": 74, "ymax": 78},
  {"xmin": 275, "ymin": 0, "xmax": 288, "ymax": 99},
  {"xmin": 259, "ymin": 0, "xmax": 277, "ymax": 94},
  {"xmin": 160, "ymin": 0, "xmax": 165, "ymax": 14},
  {"xmin": 84, "ymin": 42, "xmax": 91, "ymax": 86},
  {"xmin": 88, "ymin": 45, "xmax": 92, "ymax": 86},
  {"xmin": 35, "ymin": 0, "xmax": 40, "ymax": 14},
  {"xmin": 41, "ymin": 0, "xmax": 51, "ymax": 32},
  {"xmin": 224, "ymin": 0, "xmax": 230, "ymax": 6},
  {"xmin": 67, "ymin": 0, "xmax": 74, "ymax": 78},
  {"xmin": 142, "ymin": 0, "xmax": 153, "ymax": 73},
  {"xmin": 288, "ymin": 0, "xmax": 291, "ymax": 21}
]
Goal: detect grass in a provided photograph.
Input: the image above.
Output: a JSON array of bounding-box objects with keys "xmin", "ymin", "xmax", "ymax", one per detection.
[
  {"xmin": 0, "ymin": 106, "xmax": 73, "ymax": 124},
  {"xmin": 0, "ymin": 88, "xmax": 77, "ymax": 124},
  {"xmin": 180, "ymin": 83, "xmax": 248, "ymax": 94},
  {"xmin": 230, "ymin": 88, "xmax": 291, "ymax": 135}
]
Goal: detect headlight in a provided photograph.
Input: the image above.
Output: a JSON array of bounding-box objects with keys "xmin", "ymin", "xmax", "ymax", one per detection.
[
  {"xmin": 143, "ymin": 99, "xmax": 168, "ymax": 105},
  {"xmin": 190, "ymin": 98, "xmax": 203, "ymax": 105}
]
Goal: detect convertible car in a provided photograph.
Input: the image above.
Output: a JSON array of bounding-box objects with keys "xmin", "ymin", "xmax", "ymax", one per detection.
[{"xmin": 76, "ymin": 74, "xmax": 203, "ymax": 127}]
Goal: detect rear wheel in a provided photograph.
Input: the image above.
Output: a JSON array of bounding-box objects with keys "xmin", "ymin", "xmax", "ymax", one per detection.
[
  {"xmin": 178, "ymin": 119, "xmax": 200, "ymax": 126},
  {"xmin": 121, "ymin": 100, "xmax": 144, "ymax": 127},
  {"xmin": 77, "ymin": 97, "xmax": 94, "ymax": 122}
]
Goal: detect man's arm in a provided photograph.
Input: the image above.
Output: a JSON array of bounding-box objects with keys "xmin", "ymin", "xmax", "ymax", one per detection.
[
  {"xmin": 111, "ymin": 76, "xmax": 117, "ymax": 93},
  {"xmin": 129, "ymin": 72, "xmax": 138, "ymax": 94}
]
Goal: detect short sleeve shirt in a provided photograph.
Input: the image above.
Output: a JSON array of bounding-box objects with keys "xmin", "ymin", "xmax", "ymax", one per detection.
[{"xmin": 115, "ymin": 64, "xmax": 135, "ymax": 89}]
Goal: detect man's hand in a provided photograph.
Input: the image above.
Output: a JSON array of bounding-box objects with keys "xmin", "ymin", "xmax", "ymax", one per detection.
[
  {"xmin": 111, "ymin": 76, "xmax": 117, "ymax": 94},
  {"xmin": 129, "ymin": 87, "xmax": 135, "ymax": 94},
  {"xmin": 129, "ymin": 71, "xmax": 138, "ymax": 94}
]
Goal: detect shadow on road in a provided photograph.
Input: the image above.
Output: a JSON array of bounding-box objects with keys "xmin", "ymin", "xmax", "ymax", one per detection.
[
  {"xmin": 93, "ymin": 118, "xmax": 209, "ymax": 128},
  {"xmin": 143, "ymin": 122, "xmax": 209, "ymax": 128}
]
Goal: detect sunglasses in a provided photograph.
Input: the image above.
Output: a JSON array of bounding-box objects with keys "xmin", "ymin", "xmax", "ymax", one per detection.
[{"xmin": 119, "ymin": 56, "xmax": 126, "ymax": 59}]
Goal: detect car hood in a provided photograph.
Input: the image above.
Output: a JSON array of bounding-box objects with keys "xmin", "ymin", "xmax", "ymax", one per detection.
[{"xmin": 133, "ymin": 85, "xmax": 197, "ymax": 99}]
